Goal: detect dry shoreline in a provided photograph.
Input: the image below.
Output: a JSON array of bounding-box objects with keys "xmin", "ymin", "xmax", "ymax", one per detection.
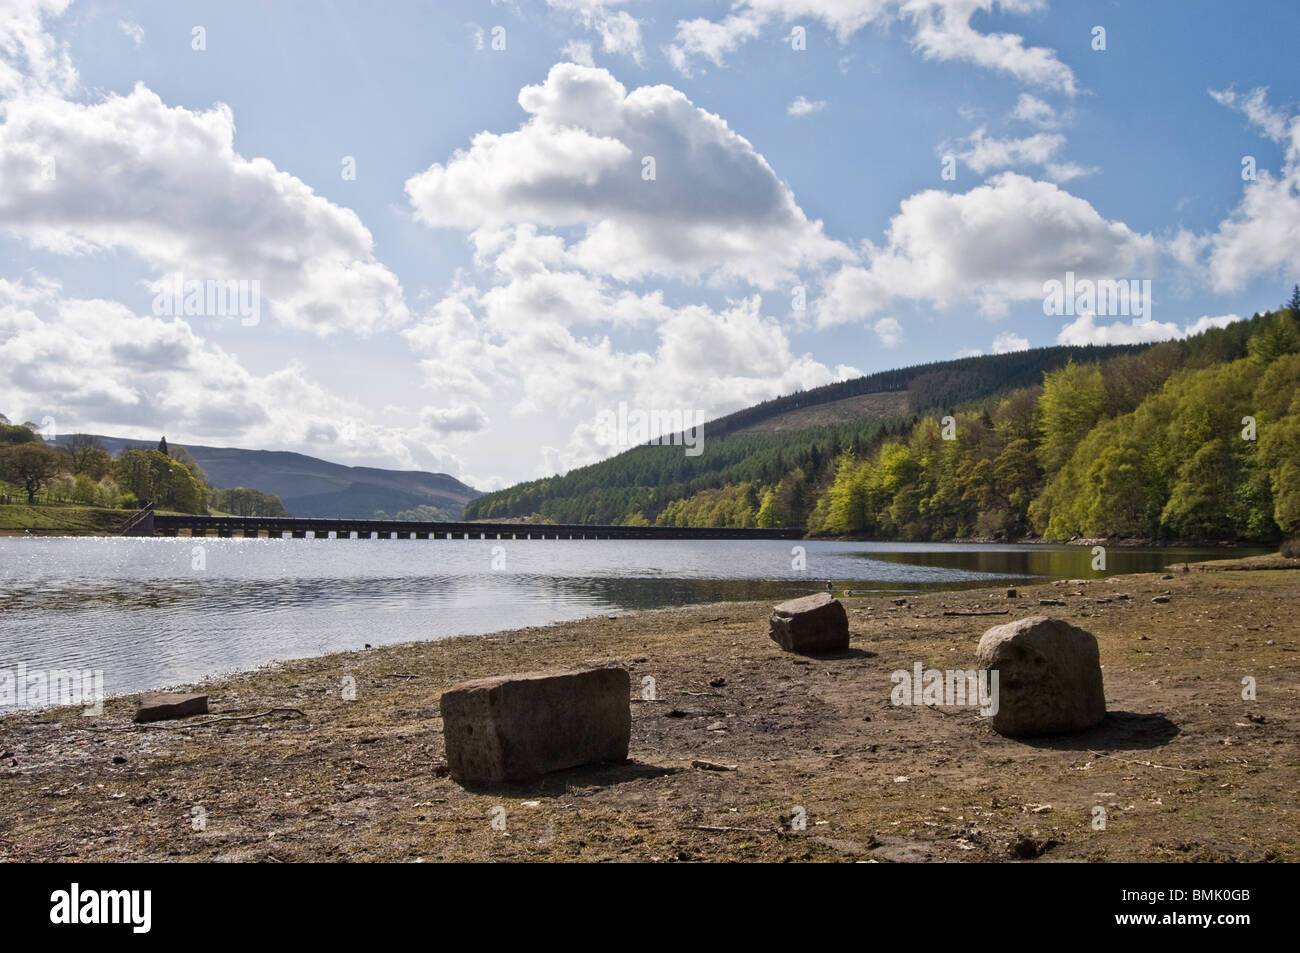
[{"xmin": 1, "ymin": 558, "xmax": 1297, "ymax": 862}]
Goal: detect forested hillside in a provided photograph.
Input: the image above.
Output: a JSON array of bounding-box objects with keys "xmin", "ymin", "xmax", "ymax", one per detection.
[
  {"xmin": 466, "ymin": 342, "xmax": 1147, "ymax": 526},
  {"xmin": 465, "ymin": 301, "xmax": 1299, "ymax": 543}
]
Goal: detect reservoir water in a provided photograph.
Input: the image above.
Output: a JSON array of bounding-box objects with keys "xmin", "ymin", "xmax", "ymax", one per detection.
[{"xmin": 0, "ymin": 537, "xmax": 1249, "ymax": 709}]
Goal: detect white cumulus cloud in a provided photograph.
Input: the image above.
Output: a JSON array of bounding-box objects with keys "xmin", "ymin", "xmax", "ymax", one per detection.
[
  {"xmin": 666, "ymin": 1, "xmax": 1077, "ymax": 94},
  {"xmin": 405, "ymin": 63, "xmax": 849, "ymax": 287},
  {"xmin": 955, "ymin": 127, "xmax": 1066, "ymax": 173},
  {"xmin": 817, "ymin": 172, "xmax": 1156, "ymax": 324},
  {"xmin": 0, "ymin": 0, "xmax": 77, "ymax": 97},
  {"xmin": 0, "ymin": 85, "xmax": 409, "ymax": 336},
  {"xmin": 788, "ymin": 95, "xmax": 827, "ymax": 116},
  {"xmin": 548, "ymin": 0, "xmax": 645, "ymax": 64},
  {"xmin": 117, "ymin": 19, "xmax": 144, "ymax": 48},
  {"xmin": 1055, "ymin": 312, "xmax": 1242, "ymax": 347},
  {"xmin": 992, "ymin": 329, "xmax": 1029, "ymax": 352},
  {"xmin": 1011, "ymin": 93, "xmax": 1057, "ymax": 127},
  {"xmin": 0, "ymin": 276, "xmax": 458, "ymax": 472},
  {"xmin": 1198, "ymin": 87, "xmax": 1300, "ymax": 292}
]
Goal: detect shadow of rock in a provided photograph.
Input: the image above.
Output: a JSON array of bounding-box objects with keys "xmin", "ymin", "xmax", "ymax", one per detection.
[
  {"xmin": 806, "ymin": 647, "xmax": 877, "ymax": 660},
  {"xmin": 454, "ymin": 759, "xmax": 678, "ymax": 797},
  {"xmin": 1014, "ymin": 711, "xmax": 1179, "ymax": 751}
]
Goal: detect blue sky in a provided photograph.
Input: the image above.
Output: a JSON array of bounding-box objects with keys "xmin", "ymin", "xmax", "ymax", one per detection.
[{"xmin": 2, "ymin": 0, "xmax": 1298, "ymax": 489}]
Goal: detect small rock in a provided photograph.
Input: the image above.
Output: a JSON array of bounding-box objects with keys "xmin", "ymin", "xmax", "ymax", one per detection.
[
  {"xmin": 1006, "ymin": 588, "xmax": 1018, "ymax": 599},
  {"xmin": 708, "ymin": 677, "xmax": 726, "ymax": 688},
  {"xmin": 111, "ymin": 756, "xmax": 127, "ymax": 765},
  {"xmin": 134, "ymin": 692, "xmax": 208, "ymax": 724},
  {"xmin": 692, "ymin": 759, "xmax": 737, "ymax": 771},
  {"xmin": 1152, "ymin": 596, "xmax": 1170, "ymax": 604},
  {"xmin": 1039, "ymin": 599, "xmax": 1066, "ymax": 606},
  {"xmin": 1009, "ymin": 836, "xmax": 1058, "ymax": 859}
]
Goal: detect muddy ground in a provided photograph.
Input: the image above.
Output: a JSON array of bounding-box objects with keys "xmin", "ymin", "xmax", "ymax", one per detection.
[{"xmin": 1, "ymin": 559, "xmax": 1296, "ymax": 862}]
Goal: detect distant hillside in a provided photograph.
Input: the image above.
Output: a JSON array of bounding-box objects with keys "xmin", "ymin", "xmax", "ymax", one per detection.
[
  {"xmin": 729, "ymin": 390, "xmax": 910, "ymax": 435},
  {"xmin": 464, "ymin": 341, "xmax": 1155, "ymax": 525},
  {"xmin": 695, "ymin": 343, "xmax": 1150, "ymax": 439},
  {"xmin": 54, "ymin": 436, "xmax": 480, "ymax": 519},
  {"xmin": 464, "ymin": 311, "xmax": 1280, "ymax": 537}
]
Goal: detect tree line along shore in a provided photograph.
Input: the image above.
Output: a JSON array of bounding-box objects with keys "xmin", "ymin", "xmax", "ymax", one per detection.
[
  {"xmin": 466, "ymin": 301, "xmax": 1300, "ymax": 552},
  {"xmin": 0, "ymin": 422, "xmax": 287, "ymax": 530}
]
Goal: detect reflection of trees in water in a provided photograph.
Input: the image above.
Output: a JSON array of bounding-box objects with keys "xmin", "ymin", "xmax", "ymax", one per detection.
[
  {"xmin": 545, "ymin": 577, "xmax": 815, "ymax": 611},
  {"xmin": 861, "ymin": 547, "xmax": 1252, "ymax": 578},
  {"xmin": 524, "ymin": 575, "xmax": 1040, "ymax": 610},
  {"xmin": 0, "ymin": 581, "xmax": 202, "ymax": 613}
]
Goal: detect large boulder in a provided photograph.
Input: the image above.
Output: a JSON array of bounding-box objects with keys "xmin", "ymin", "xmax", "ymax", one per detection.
[
  {"xmin": 769, "ymin": 592, "xmax": 849, "ymax": 654},
  {"xmin": 440, "ymin": 664, "xmax": 630, "ymax": 783},
  {"xmin": 976, "ymin": 615, "xmax": 1105, "ymax": 736}
]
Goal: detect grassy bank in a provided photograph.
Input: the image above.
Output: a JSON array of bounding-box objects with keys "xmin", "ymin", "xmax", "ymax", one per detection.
[
  {"xmin": 0, "ymin": 503, "xmax": 133, "ymax": 536},
  {"xmin": 0, "ymin": 563, "xmax": 1296, "ymax": 862}
]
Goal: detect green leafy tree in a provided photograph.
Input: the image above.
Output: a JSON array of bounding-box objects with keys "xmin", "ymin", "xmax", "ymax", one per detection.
[
  {"xmin": 1, "ymin": 419, "xmax": 40, "ymax": 445},
  {"xmin": 0, "ymin": 442, "xmax": 66, "ymax": 503},
  {"xmin": 211, "ymin": 487, "xmax": 288, "ymax": 517},
  {"xmin": 1247, "ymin": 312, "xmax": 1300, "ymax": 365},
  {"xmin": 755, "ymin": 489, "xmax": 788, "ymax": 528},
  {"xmin": 1161, "ymin": 438, "xmax": 1239, "ymax": 539},
  {"xmin": 1258, "ymin": 356, "xmax": 1300, "ymax": 536},
  {"xmin": 1038, "ymin": 360, "xmax": 1108, "ymax": 477},
  {"xmin": 113, "ymin": 449, "xmax": 206, "ymax": 514},
  {"xmin": 820, "ymin": 453, "xmax": 867, "ymax": 535},
  {"xmin": 169, "ymin": 445, "xmax": 206, "ymax": 484},
  {"xmin": 61, "ymin": 434, "xmax": 112, "ymax": 479}
]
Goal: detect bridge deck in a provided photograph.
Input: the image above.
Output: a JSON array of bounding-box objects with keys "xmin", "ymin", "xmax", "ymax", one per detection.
[{"xmin": 150, "ymin": 515, "xmax": 805, "ymax": 541}]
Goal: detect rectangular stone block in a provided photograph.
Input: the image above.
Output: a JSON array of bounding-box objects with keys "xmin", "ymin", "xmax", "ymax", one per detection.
[
  {"xmin": 134, "ymin": 692, "xmax": 209, "ymax": 723},
  {"xmin": 440, "ymin": 665, "xmax": 631, "ymax": 782},
  {"xmin": 769, "ymin": 592, "xmax": 850, "ymax": 654}
]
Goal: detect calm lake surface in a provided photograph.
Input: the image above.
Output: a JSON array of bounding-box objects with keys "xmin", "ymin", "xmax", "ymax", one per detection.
[{"xmin": 0, "ymin": 537, "xmax": 1253, "ymax": 709}]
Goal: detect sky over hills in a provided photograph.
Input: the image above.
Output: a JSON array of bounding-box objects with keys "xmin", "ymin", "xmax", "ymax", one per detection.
[{"xmin": 1, "ymin": 0, "xmax": 1297, "ymax": 489}]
